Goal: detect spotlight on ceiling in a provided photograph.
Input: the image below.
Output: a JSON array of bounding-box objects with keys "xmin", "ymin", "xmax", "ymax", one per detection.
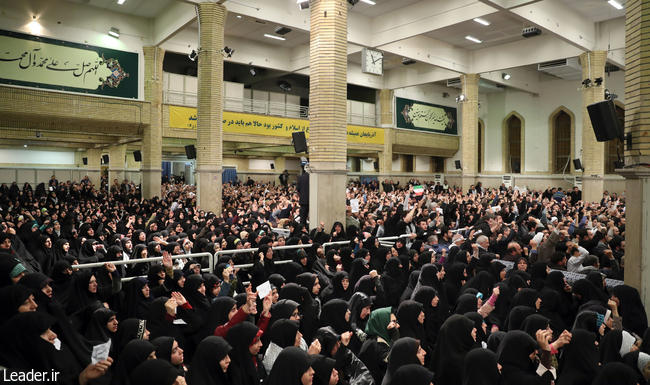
[
  {"xmin": 455, "ymin": 94, "xmax": 467, "ymax": 103},
  {"xmin": 297, "ymin": 0, "xmax": 309, "ymax": 10},
  {"xmin": 608, "ymin": 0, "xmax": 624, "ymax": 10},
  {"xmin": 222, "ymin": 46, "xmax": 234, "ymax": 58},
  {"xmin": 502, "ymin": 73, "xmax": 511, "ymax": 80},
  {"xmin": 108, "ymin": 27, "xmax": 120, "ymax": 38},
  {"xmin": 278, "ymin": 80, "xmax": 291, "ymax": 91},
  {"xmin": 188, "ymin": 50, "xmax": 197, "ymax": 61},
  {"xmin": 582, "ymin": 78, "xmax": 592, "ymax": 88},
  {"xmin": 605, "ymin": 89, "xmax": 619, "ymax": 100},
  {"xmin": 595, "ymin": 77, "xmax": 604, "ymax": 86},
  {"xmin": 250, "ymin": 64, "xmax": 257, "ymax": 76},
  {"xmin": 118, "ymin": 0, "xmax": 126, "ymax": 4}
]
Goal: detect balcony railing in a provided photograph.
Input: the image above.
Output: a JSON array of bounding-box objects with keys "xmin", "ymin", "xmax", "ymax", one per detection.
[{"xmin": 163, "ymin": 90, "xmax": 377, "ymax": 126}]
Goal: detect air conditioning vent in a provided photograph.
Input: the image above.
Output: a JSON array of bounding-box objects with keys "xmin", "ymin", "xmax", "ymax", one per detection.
[
  {"xmin": 275, "ymin": 26, "xmax": 292, "ymax": 35},
  {"xmin": 447, "ymin": 78, "xmax": 461, "ymax": 87},
  {"xmin": 538, "ymin": 58, "xmax": 582, "ymax": 81},
  {"xmin": 538, "ymin": 59, "xmax": 569, "ymax": 70},
  {"xmin": 502, "ymin": 175, "xmax": 512, "ymax": 188},
  {"xmin": 254, "ymin": 20, "xmax": 266, "ymax": 24}
]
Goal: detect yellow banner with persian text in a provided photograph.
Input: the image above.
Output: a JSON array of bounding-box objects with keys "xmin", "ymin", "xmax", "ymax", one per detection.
[{"xmin": 168, "ymin": 105, "xmax": 383, "ymax": 145}]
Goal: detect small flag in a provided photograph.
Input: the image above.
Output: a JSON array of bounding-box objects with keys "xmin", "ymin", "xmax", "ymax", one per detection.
[{"xmin": 413, "ymin": 185, "xmax": 424, "ymax": 196}]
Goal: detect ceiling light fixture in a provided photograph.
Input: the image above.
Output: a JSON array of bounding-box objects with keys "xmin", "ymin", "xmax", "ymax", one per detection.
[
  {"xmin": 465, "ymin": 35, "xmax": 482, "ymax": 43},
  {"xmin": 250, "ymin": 63, "xmax": 257, "ymax": 76},
  {"xmin": 582, "ymin": 78, "xmax": 592, "ymax": 88},
  {"xmin": 608, "ymin": 0, "xmax": 624, "ymax": 10},
  {"xmin": 118, "ymin": 0, "xmax": 126, "ymax": 4},
  {"xmin": 360, "ymin": 0, "xmax": 376, "ymax": 4},
  {"xmin": 264, "ymin": 34, "xmax": 286, "ymax": 41},
  {"xmin": 455, "ymin": 94, "xmax": 467, "ymax": 103},
  {"xmin": 297, "ymin": 0, "xmax": 309, "ymax": 10},
  {"xmin": 237, "ymin": 15, "xmax": 242, "ymax": 18},
  {"xmin": 473, "ymin": 18, "xmax": 490, "ymax": 26},
  {"xmin": 595, "ymin": 77, "xmax": 604, "ymax": 86},
  {"xmin": 502, "ymin": 73, "xmax": 511, "ymax": 80},
  {"xmin": 108, "ymin": 27, "xmax": 120, "ymax": 38}
]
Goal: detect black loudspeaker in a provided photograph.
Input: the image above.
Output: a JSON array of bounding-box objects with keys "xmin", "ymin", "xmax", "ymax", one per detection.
[
  {"xmin": 82, "ymin": 157, "xmax": 88, "ymax": 165},
  {"xmin": 373, "ymin": 161, "xmax": 379, "ymax": 170},
  {"xmin": 185, "ymin": 145, "xmax": 196, "ymax": 159},
  {"xmin": 573, "ymin": 159, "xmax": 582, "ymax": 170},
  {"xmin": 455, "ymin": 160, "xmax": 461, "ymax": 170},
  {"xmin": 587, "ymin": 99, "xmax": 624, "ymax": 142},
  {"xmin": 292, "ymin": 131, "xmax": 308, "ymax": 153},
  {"xmin": 102, "ymin": 155, "xmax": 109, "ymax": 164},
  {"xmin": 270, "ymin": 164, "xmax": 275, "ymax": 170},
  {"xmin": 133, "ymin": 150, "xmax": 142, "ymax": 162}
]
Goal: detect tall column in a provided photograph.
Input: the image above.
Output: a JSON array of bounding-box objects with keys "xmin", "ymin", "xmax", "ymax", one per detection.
[
  {"xmin": 85, "ymin": 148, "xmax": 102, "ymax": 187},
  {"xmin": 142, "ymin": 46, "xmax": 165, "ymax": 199},
  {"xmin": 460, "ymin": 74, "xmax": 480, "ymax": 192},
  {"xmin": 580, "ymin": 51, "xmax": 607, "ymax": 203},
  {"xmin": 196, "ymin": 2, "xmax": 226, "ymax": 215},
  {"xmin": 108, "ymin": 144, "xmax": 127, "ymax": 185},
  {"xmin": 378, "ymin": 89, "xmax": 393, "ymax": 179},
  {"xmin": 308, "ymin": 0, "xmax": 348, "ymax": 229},
  {"xmin": 620, "ymin": 0, "xmax": 650, "ymax": 314}
]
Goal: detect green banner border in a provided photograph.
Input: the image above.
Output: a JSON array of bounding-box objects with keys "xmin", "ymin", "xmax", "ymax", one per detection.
[
  {"xmin": 395, "ymin": 96, "xmax": 458, "ymax": 135},
  {"xmin": 0, "ymin": 29, "xmax": 139, "ymax": 99}
]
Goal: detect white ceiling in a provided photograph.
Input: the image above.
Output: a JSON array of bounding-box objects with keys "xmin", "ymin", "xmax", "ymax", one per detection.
[
  {"xmin": 84, "ymin": 0, "xmax": 175, "ymax": 19},
  {"xmin": 223, "ymin": 15, "xmax": 310, "ymax": 49},
  {"xmin": 556, "ymin": 0, "xmax": 626, "ymax": 22},
  {"xmin": 348, "ymin": 0, "xmax": 425, "ymax": 18},
  {"xmin": 425, "ymin": 10, "xmax": 525, "ymax": 51}
]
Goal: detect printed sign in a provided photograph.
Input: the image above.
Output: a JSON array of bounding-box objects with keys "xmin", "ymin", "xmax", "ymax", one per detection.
[{"xmin": 396, "ymin": 97, "xmax": 457, "ymax": 135}]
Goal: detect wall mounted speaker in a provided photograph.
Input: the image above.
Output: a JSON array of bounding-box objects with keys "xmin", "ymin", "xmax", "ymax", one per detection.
[
  {"xmin": 102, "ymin": 155, "xmax": 109, "ymax": 164},
  {"xmin": 185, "ymin": 145, "xmax": 196, "ymax": 159},
  {"xmin": 573, "ymin": 159, "xmax": 582, "ymax": 170},
  {"xmin": 587, "ymin": 99, "xmax": 624, "ymax": 142},
  {"xmin": 82, "ymin": 157, "xmax": 88, "ymax": 165},
  {"xmin": 292, "ymin": 132, "xmax": 308, "ymax": 153},
  {"xmin": 133, "ymin": 150, "xmax": 142, "ymax": 162},
  {"xmin": 455, "ymin": 160, "xmax": 461, "ymax": 170}
]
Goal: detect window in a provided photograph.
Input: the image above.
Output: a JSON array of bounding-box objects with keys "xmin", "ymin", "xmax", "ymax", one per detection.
[
  {"xmin": 507, "ymin": 116, "xmax": 521, "ymax": 173},
  {"xmin": 553, "ymin": 111, "xmax": 572, "ymax": 173}
]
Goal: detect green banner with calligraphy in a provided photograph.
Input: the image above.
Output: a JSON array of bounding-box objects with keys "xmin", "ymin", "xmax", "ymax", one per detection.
[
  {"xmin": 396, "ymin": 97, "xmax": 457, "ymax": 135},
  {"xmin": 0, "ymin": 29, "xmax": 138, "ymax": 99}
]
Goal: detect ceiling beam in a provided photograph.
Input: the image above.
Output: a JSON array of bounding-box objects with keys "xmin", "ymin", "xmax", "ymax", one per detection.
[
  {"xmin": 152, "ymin": 1, "xmax": 198, "ymax": 46},
  {"xmin": 370, "ymin": 0, "xmax": 498, "ymax": 47},
  {"xmin": 378, "ymin": 35, "xmax": 471, "ymax": 74}
]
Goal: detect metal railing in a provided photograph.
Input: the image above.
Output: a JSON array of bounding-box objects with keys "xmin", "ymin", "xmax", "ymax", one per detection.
[{"xmin": 163, "ymin": 90, "xmax": 309, "ymax": 119}]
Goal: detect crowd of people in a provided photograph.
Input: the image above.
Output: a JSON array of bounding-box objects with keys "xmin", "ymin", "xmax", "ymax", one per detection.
[{"xmin": 0, "ymin": 174, "xmax": 647, "ymax": 385}]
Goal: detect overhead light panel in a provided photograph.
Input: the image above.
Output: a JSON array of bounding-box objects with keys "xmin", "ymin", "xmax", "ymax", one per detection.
[
  {"xmin": 360, "ymin": 0, "xmax": 376, "ymax": 4},
  {"xmin": 108, "ymin": 27, "xmax": 120, "ymax": 38},
  {"xmin": 473, "ymin": 18, "xmax": 490, "ymax": 26},
  {"xmin": 465, "ymin": 36, "xmax": 482, "ymax": 43},
  {"xmin": 502, "ymin": 73, "xmax": 511, "ymax": 80},
  {"xmin": 118, "ymin": 0, "xmax": 126, "ymax": 4},
  {"xmin": 264, "ymin": 34, "xmax": 286, "ymax": 41},
  {"xmin": 297, "ymin": 0, "xmax": 309, "ymax": 9},
  {"xmin": 608, "ymin": 0, "xmax": 624, "ymax": 10}
]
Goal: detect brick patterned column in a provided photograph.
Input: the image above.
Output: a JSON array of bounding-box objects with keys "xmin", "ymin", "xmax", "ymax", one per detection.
[
  {"xmin": 460, "ymin": 73, "xmax": 480, "ymax": 193},
  {"xmin": 580, "ymin": 51, "xmax": 607, "ymax": 203},
  {"xmin": 620, "ymin": 1, "xmax": 650, "ymax": 312},
  {"xmin": 196, "ymin": 2, "xmax": 226, "ymax": 215},
  {"xmin": 84, "ymin": 148, "xmax": 102, "ymax": 187},
  {"xmin": 378, "ymin": 89, "xmax": 393, "ymax": 178},
  {"xmin": 308, "ymin": 0, "xmax": 348, "ymax": 230},
  {"xmin": 108, "ymin": 144, "xmax": 127, "ymax": 184},
  {"xmin": 142, "ymin": 46, "xmax": 165, "ymax": 199}
]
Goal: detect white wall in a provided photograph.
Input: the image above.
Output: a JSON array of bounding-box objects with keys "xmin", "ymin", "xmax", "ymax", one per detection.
[
  {"xmin": 248, "ymin": 159, "xmax": 275, "ymax": 171},
  {"xmin": 483, "ymin": 69, "xmax": 626, "ymax": 173},
  {"xmin": 415, "ymin": 156, "xmax": 430, "ymax": 172},
  {"xmin": 0, "ymin": 149, "xmax": 75, "ymax": 165}
]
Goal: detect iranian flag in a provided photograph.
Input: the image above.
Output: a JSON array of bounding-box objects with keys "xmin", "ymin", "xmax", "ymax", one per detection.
[{"xmin": 413, "ymin": 185, "xmax": 424, "ymax": 196}]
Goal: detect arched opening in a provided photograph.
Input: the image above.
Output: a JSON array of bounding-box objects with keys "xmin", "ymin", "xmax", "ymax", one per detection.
[
  {"xmin": 553, "ymin": 111, "xmax": 572, "ymax": 173},
  {"xmin": 506, "ymin": 115, "xmax": 522, "ymax": 173}
]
